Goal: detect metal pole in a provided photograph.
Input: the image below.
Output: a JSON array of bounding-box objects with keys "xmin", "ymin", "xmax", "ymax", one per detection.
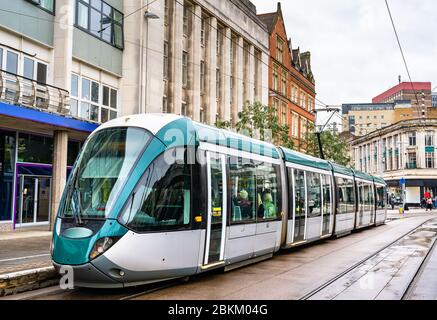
[{"xmin": 316, "ymin": 131, "xmax": 325, "ymax": 159}]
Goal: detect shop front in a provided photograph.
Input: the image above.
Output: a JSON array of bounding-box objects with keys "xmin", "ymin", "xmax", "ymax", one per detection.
[{"xmin": 0, "ymin": 129, "xmax": 81, "ymax": 229}]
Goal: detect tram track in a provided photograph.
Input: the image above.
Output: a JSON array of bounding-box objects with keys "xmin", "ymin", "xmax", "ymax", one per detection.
[
  {"xmin": 401, "ymin": 228, "xmax": 437, "ymax": 300},
  {"xmin": 299, "ymin": 217, "xmax": 437, "ymax": 300},
  {"xmin": 6, "ymin": 215, "xmax": 434, "ymax": 300}
]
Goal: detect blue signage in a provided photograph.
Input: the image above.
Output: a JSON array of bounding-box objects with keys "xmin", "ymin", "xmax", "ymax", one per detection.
[{"xmin": 400, "ymin": 177, "xmax": 406, "ymax": 185}]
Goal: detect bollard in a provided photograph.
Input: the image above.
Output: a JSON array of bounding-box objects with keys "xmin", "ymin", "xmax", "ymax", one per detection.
[{"xmin": 399, "ymin": 207, "xmax": 404, "ymax": 216}]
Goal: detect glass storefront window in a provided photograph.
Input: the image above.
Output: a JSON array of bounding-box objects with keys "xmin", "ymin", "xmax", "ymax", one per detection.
[
  {"xmin": 0, "ymin": 130, "xmax": 16, "ymax": 221},
  {"xmin": 18, "ymin": 133, "xmax": 53, "ymax": 164},
  {"xmin": 68, "ymin": 141, "xmax": 81, "ymax": 166}
]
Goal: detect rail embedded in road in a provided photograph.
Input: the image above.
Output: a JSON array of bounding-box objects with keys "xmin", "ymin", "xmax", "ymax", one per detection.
[{"xmin": 301, "ymin": 218, "xmax": 437, "ymax": 300}]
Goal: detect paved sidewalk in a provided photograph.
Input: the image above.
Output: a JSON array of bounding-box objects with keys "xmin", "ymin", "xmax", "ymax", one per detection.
[{"xmin": 0, "ymin": 228, "xmax": 52, "ymax": 276}]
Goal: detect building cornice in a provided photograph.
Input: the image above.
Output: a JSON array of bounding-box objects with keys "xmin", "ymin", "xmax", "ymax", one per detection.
[{"xmin": 351, "ymin": 118, "xmax": 437, "ymax": 146}]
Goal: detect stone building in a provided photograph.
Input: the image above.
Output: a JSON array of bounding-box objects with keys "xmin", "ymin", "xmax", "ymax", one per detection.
[{"xmin": 351, "ymin": 119, "xmax": 437, "ymax": 206}]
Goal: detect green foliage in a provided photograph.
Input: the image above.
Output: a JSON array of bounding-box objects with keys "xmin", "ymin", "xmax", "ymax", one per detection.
[
  {"xmin": 303, "ymin": 123, "xmax": 351, "ymax": 166},
  {"xmin": 235, "ymin": 101, "xmax": 294, "ymax": 149},
  {"xmin": 215, "ymin": 119, "xmax": 232, "ymax": 129}
]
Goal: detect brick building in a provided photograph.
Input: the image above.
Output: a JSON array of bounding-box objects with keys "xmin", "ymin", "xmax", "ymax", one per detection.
[{"xmin": 257, "ymin": 3, "xmax": 316, "ymax": 151}]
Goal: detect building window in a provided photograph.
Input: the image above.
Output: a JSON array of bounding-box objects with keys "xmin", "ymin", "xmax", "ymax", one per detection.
[
  {"xmin": 200, "ymin": 107, "xmax": 205, "ymax": 123},
  {"xmin": 6, "ymin": 51, "xmax": 18, "ymax": 74},
  {"xmin": 281, "ymin": 102, "xmax": 287, "ymax": 125},
  {"xmin": 276, "ymin": 36, "xmax": 284, "ymax": 63},
  {"xmin": 70, "ymin": 73, "xmax": 118, "ymax": 123},
  {"xmin": 216, "ymin": 28, "xmax": 221, "ymax": 55},
  {"xmin": 407, "ymin": 152, "xmax": 417, "ymax": 169},
  {"xmin": 201, "ymin": 18, "xmax": 205, "ymax": 46},
  {"xmin": 426, "ymin": 151, "xmax": 435, "ymax": 168},
  {"xmin": 230, "ymin": 76, "xmax": 234, "ymax": 104},
  {"xmin": 281, "ymin": 69, "xmax": 287, "ymax": 96},
  {"xmin": 26, "ymin": 0, "xmax": 55, "ymax": 13},
  {"xmin": 162, "ymin": 96, "xmax": 168, "ymax": 113},
  {"xmin": 1, "ymin": 48, "xmax": 48, "ymax": 84},
  {"xmin": 164, "ymin": 0, "xmax": 169, "ymax": 26},
  {"xmin": 22, "ymin": 56, "xmax": 48, "ymax": 83},
  {"xmin": 182, "ymin": 51, "xmax": 188, "ymax": 87},
  {"xmin": 183, "ymin": 6, "xmax": 189, "ymax": 36},
  {"xmin": 291, "ymin": 85, "xmax": 298, "ymax": 103},
  {"xmin": 216, "ymin": 68, "xmax": 221, "ymax": 100},
  {"xmin": 408, "ymin": 132, "xmax": 416, "ymax": 146},
  {"xmin": 300, "ymin": 92, "xmax": 305, "ymax": 108},
  {"xmin": 200, "ymin": 61, "xmax": 206, "ymax": 95},
  {"xmin": 272, "ymin": 98, "xmax": 279, "ymax": 113},
  {"xmin": 181, "ymin": 102, "xmax": 188, "ymax": 116},
  {"xmin": 273, "ymin": 64, "xmax": 279, "ymax": 92},
  {"xmin": 163, "ymin": 41, "xmax": 169, "ymax": 79},
  {"xmin": 292, "ymin": 113, "xmax": 298, "ymax": 137},
  {"xmin": 75, "ymin": 0, "xmax": 124, "ymax": 49},
  {"xmin": 425, "ymin": 131, "xmax": 434, "ymax": 146}
]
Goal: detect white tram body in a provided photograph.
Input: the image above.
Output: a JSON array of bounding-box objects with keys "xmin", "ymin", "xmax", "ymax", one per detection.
[{"xmin": 51, "ymin": 114, "xmax": 387, "ymax": 288}]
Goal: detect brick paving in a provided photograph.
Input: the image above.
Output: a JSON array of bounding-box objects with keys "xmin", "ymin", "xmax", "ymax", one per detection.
[{"xmin": 0, "ymin": 234, "xmax": 52, "ymax": 276}]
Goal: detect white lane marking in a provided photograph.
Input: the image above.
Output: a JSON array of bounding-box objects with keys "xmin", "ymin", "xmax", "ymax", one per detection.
[{"xmin": 0, "ymin": 253, "xmax": 50, "ymax": 263}]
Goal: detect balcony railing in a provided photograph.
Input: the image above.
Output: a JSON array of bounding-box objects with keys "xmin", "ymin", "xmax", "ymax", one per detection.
[{"xmin": 0, "ymin": 69, "xmax": 70, "ymax": 115}]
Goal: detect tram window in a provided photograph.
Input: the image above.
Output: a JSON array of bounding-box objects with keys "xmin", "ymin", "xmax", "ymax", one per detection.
[
  {"xmin": 322, "ymin": 174, "xmax": 332, "ymax": 216},
  {"xmin": 307, "ymin": 172, "xmax": 322, "ymax": 218},
  {"xmin": 294, "ymin": 169, "xmax": 306, "ymax": 220},
  {"xmin": 255, "ymin": 162, "xmax": 281, "ymax": 221},
  {"xmin": 229, "ymin": 156, "xmax": 256, "ymax": 223},
  {"xmin": 62, "ymin": 127, "xmax": 151, "ymax": 219},
  {"xmin": 366, "ymin": 184, "xmax": 374, "ymax": 211},
  {"xmin": 120, "ymin": 148, "xmax": 192, "ymax": 232},
  {"xmin": 357, "ymin": 182, "xmax": 364, "ymax": 213},
  {"xmin": 336, "ymin": 177, "xmax": 355, "ymax": 214},
  {"xmin": 376, "ymin": 186, "xmax": 386, "ymax": 209}
]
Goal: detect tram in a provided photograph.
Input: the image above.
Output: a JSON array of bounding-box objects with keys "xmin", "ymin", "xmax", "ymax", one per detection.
[{"xmin": 51, "ymin": 114, "xmax": 387, "ymax": 288}]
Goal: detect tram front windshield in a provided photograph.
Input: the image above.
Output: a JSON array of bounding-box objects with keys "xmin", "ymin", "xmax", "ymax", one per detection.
[{"xmin": 62, "ymin": 127, "xmax": 151, "ymax": 219}]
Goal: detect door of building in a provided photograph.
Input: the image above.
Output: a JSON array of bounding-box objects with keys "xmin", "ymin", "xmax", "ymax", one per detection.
[{"xmin": 17, "ymin": 175, "xmax": 51, "ymax": 226}]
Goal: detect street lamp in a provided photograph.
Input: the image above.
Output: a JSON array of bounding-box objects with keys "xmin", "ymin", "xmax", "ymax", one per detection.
[{"xmin": 140, "ymin": 9, "xmax": 160, "ymax": 114}]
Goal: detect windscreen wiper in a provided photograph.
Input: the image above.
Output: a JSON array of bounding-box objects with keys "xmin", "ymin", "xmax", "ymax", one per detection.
[{"xmin": 72, "ymin": 183, "xmax": 84, "ymax": 226}]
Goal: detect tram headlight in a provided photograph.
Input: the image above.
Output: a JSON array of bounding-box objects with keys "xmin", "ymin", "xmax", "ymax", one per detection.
[{"xmin": 89, "ymin": 236, "xmax": 121, "ymax": 260}]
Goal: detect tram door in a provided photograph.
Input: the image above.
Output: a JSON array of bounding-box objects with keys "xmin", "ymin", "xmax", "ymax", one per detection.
[
  {"xmin": 293, "ymin": 169, "xmax": 306, "ymax": 242},
  {"xmin": 203, "ymin": 152, "xmax": 227, "ymax": 266}
]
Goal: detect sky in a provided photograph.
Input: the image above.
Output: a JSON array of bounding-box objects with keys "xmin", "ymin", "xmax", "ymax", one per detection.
[{"xmin": 251, "ymin": 0, "xmax": 437, "ymax": 128}]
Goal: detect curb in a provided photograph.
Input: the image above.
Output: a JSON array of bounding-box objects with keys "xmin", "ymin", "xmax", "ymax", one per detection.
[{"xmin": 0, "ymin": 266, "xmax": 60, "ymax": 297}]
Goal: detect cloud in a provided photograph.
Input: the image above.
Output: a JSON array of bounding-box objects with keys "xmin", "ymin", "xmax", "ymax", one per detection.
[{"xmin": 251, "ymin": 0, "xmax": 437, "ymax": 107}]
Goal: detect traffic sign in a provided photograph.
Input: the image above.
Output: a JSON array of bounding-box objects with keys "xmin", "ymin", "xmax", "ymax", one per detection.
[{"xmin": 400, "ymin": 177, "xmax": 406, "ymax": 185}]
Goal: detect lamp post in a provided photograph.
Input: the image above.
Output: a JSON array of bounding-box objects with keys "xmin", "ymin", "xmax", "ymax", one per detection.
[{"xmin": 141, "ymin": 8, "xmax": 160, "ymax": 114}]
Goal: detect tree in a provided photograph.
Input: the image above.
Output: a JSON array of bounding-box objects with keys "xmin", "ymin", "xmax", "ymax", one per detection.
[
  {"xmin": 303, "ymin": 123, "xmax": 351, "ymax": 166},
  {"xmin": 215, "ymin": 119, "xmax": 231, "ymax": 129},
  {"xmin": 235, "ymin": 101, "xmax": 295, "ymax": 149}
]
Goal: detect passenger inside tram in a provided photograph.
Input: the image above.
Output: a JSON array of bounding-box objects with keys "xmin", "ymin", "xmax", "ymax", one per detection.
[
  {"xmin": 261, "ymin": 191, "xmax": 277, "ymax": 219},
  {"xmin": 236, "ymin": 190, "xmax": 252, "ymax": 220}
]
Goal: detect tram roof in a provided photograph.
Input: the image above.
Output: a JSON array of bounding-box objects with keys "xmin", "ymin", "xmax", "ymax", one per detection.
[
  {"xmin": 280, "ymin": 147, "xmax": 332, "ymax": 171},
  {"xmin": 193, "ymin": 122, "xmax": 280, "ymax": 159},
  {"xmin": 329, "ymin": 162, "xmax": 354, "ymax": 177},
  {"xmin": 373, "ymin": 176, "xmax": 386, "ymax": 185},
  {"xmin": 352, "ymin": 169, "xmax": 374, "ymax": 182}
]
